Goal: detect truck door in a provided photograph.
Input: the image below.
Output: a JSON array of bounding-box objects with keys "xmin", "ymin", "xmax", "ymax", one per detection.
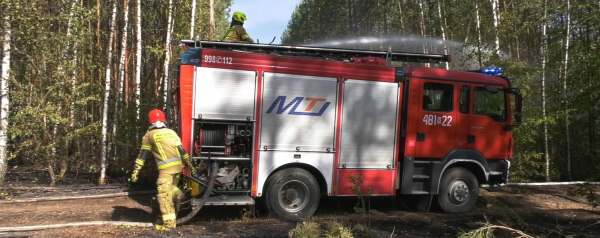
[
  {"xmin": 468, "ymin": 84, "xmax": 510, "ymax": 159},
  {"xmin": 415, "ymin": 80, "xmax": 457, "ymax": 158}
]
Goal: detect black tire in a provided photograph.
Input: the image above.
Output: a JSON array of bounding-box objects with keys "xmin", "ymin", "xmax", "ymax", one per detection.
[
  {"xmin": 437, "ymin": 167, "xmax": 479, "ymax": 213},
  {"xmin": 264, "ymin": 168, "xmax": 320, "ymax": 219}
]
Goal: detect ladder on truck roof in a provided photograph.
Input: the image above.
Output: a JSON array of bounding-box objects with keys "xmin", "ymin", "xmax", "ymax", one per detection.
[{"xmin": 180, "ymin": 39, "xmax": 451, "ymax": 65}]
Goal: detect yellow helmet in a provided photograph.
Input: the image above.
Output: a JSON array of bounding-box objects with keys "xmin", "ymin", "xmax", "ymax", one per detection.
[{"xmin": 232, "ymin": 11, "xmax": 247, "ymax": 24}]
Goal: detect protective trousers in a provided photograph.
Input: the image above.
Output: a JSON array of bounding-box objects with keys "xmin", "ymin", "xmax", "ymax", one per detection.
[{"xmin": 156, "ymin": 171, "xmax": 183, "ymax": 228}]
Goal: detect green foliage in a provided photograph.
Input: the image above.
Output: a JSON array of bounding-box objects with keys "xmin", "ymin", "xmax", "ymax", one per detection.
[
  {"xmin": 324, "ymin": 221, "xmax": 354, "ymax": 238},
  {"xmin": 288, "ymin": 222, "xmax": 321, "ymax": 238},
  {"xmin": 567, "ymin": 182, "xmax": 600, "ymax": 208}
]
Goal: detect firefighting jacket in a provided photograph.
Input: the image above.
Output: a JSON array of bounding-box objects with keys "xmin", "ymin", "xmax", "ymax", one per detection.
[
  {"xmin": 134, "ymin": 127, "xmax": 191, "ymax": 173},
  {"xmin": 222, "ymin": 23, "xmax": 254, "ymax": 43}
]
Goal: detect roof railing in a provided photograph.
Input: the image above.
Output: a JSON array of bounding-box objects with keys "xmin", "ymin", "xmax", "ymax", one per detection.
[{"xmin": 180, "ymin": 39, "xmax": 451, "ymax": 64}]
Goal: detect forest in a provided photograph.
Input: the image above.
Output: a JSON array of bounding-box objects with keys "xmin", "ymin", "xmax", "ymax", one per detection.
[{"xmin": 0, "ymin": 0, "xmax": 599, "ymax": 186}]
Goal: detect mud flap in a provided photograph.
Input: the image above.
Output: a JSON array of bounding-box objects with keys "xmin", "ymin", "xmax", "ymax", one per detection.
[{"xmin": 417, "ymin": 195, "xmax": 433, "ymax": 213}]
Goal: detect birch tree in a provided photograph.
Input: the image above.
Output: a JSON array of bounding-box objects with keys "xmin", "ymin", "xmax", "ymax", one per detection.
[
  {"xmin": 0, "ymin": 14, "xmax": 11, "ymax": 184},
  {"xmin": 113, "ymin": 0, "xmax": 130, "ymax": 149},
  {"xmin": 191, "ymin": 0, "xmax": 197, "ymax": 38},
  {"xmin": 136, "ymin": 0, "xmax": 142, "ymax": 120},
  {"xmin": 398, "ymin": 0, "xmax": 404, "ymax": 34},
  {"xmin": 163, "ymin": 0, "xmax": 174, "ymax": 104},
  {"xmin": 475, "ymin": 0, "xmax": 483, "ymax": 68},
  {"xmin": 209, "ymin": 0, "xmax": 216, "ymax": 40},
  {"xmin": 69, "ymin": 0, "xmax": 79, "ymax": 127},
  {"xmin": 491, "ymin": 0, "xmax": 500, "ymax": 56},
  {"xmin": 100, "ymin": 0, "xmax": 118, "ymax": 186},
  {"xmin": 563, "ymin": 0, "xmax": 571, "ymax": 180},
  {"xmin": 418, "ymin": 1, "xmax": 428, "ymax": 67},
  {"xmin": 438, "ymin": 0, "xmax": 448, "ymax": 70},
  {"xmin": 541, "ymin": 0, "xmax": 550, "ymax": 182}
]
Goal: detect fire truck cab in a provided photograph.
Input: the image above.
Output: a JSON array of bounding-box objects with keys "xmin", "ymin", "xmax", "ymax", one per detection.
[{"xmin": 174, "ymin": 39, "xmax": 522, "ymax": 219}]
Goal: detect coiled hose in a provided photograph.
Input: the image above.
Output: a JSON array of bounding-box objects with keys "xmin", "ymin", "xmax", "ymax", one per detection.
[{"xmin": 176, "ymin": 163, "xmax": 218, "ymax": 225}]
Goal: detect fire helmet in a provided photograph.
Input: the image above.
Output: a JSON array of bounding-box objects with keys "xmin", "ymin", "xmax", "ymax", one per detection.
[
  {"xmin": 232, "ymin": 11, "xmax": 247, "ymax": 24},
  {"xmin": 148, "ymin": 109, "xmax": 166, "ymax": 124}
]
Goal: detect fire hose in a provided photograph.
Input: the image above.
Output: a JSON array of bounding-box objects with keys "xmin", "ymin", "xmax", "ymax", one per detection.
[{"xmin": 176, "ymin": 162, "xmax": 218, "ymax": 225}]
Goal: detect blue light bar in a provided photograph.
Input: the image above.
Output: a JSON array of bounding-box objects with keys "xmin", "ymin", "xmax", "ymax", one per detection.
[{"xmin": 481, "ymin": 67, "xmax": 503, "ymax": 75}]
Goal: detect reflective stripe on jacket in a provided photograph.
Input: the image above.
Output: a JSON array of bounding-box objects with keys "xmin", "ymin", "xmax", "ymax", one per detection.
[{"xmin": 141, "ymin": 128, "xmax": 186, "ymax": 172}]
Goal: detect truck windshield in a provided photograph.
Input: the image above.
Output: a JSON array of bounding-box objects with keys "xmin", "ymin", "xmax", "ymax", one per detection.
[{"xmin": 473, "ymin": 87, "xmax": 506, "ymax": 122}]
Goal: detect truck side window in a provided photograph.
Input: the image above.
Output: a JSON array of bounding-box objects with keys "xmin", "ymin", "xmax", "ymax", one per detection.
[
  {"xmin": 423, "ymin": 82, "xmax": 453, "ymax": 112},
  {"xmin": 459, "ymin": 86, "xmax": 470, "ymax": 114},
  {"xmin": 473, "ymin": 87, "xmax": 506, "ymax": 122}
]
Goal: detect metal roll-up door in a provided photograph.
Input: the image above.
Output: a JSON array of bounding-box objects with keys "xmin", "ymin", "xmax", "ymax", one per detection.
[
  {"xmin": 193, "ymin": 67, "xmax": 256, "ymax": 120},
  {"xmin": 339, "ymin": 80, "xmax": 400, "ymax": 169}
]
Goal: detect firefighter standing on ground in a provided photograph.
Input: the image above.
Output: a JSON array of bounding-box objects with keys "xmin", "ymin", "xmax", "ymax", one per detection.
[
  {"xmin": 222, "ymin": 11, "xmax": 255, "ymax": 43},
  {"xmin": 130, "ymin": 109, "xmax": 193, "ymax": 231}
]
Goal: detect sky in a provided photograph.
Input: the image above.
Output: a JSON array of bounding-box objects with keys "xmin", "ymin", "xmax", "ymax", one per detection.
[{"xmin": 229, "ymin": 0, "xmax": 302, "ymax": 44}]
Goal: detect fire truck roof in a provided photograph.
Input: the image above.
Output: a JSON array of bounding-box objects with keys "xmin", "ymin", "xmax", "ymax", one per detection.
[
  {"xmin": 402, "ymin": 67, "xmax": 510, "ymax": 87},
  {"xmin": 180, "ymin": 39, "xmax": 451, "ymax": 64}
]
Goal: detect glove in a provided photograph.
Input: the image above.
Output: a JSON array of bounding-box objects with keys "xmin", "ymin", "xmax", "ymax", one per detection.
[
  {"xmin": 131, "ymin": 169, "xmax": 140, "ymax": 183},
  {"xmin": 185, "ymin": 164, "xmax": 195, "ymax": 173}
]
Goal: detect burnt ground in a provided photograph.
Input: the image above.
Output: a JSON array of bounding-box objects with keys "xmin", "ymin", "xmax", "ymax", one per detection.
[{"xmin": 0, "ymin": 176, "xmax": 599, "ymax": 238}]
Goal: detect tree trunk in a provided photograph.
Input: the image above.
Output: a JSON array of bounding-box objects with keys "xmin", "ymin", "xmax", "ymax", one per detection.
[
  {"xmin": 0, "ymin": 14, "xmax": 11, "ymax": 185},
  {"xmin": 475, "ymin": 0, "xmax": 482, "ymax": 68},
  {"xmin": 209, "ymin": 0, "xmax": 215, "ymax": 40},
  {"xmin": 491, "ymin": 0, "xmax": 500, "ymax": 56},
  {"xmin": 136, "ymin": 0, "xmax": 142, "ymax": 121},
  {"xmin": 97, "ymin": 0, "xmax": 101, "ymax": 46},
  {"xmin": 163, "ymin": 0, "xmax": 173, "ymax": 104},
  {"xmin": 398, "ymin": 0, "xmax": 404, "ymax": 34},
  {"xmin": 418, "ymin": 1, "xmax": 429, "ymax": 67},
  {"xmin": 114, "ymin": 0, "xmax": 129, "ymax": 156},
  {"xmin": 68, "ymin": 0, "xmax": 79, "ymax": 128},
  {"xmin": 541, "ymin": 0, "xmax": 550, "ymax": 182},
  {"xmin": 563, "ymin": 0, "xmax": 571, "ymax": 181},
  {"xmin": 438, "ymin": 0, "xmax": 448, "ymax": 70},
  {"xmin": 100, "ymin": 0, "xmax": 118, "ymax": 186},
  {"xmin": 511, "ymin": 0, "xmax": 520, "ymax": 61},
  {"xmin": 190, "ymin": 0, "xmax": 197, "ymax": 38}
]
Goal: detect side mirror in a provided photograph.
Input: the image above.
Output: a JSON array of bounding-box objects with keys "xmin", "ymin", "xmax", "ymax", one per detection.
[
  {"xmin": 485, "ymin": 85, "xmax": 499, "ymax": 94},
  {"xmin": 515, "ymin": 94, "xmax": 523, "ymax": 123}
]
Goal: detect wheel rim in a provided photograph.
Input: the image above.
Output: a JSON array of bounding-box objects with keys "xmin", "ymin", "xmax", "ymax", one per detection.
[
  {"xmin": 448, "ymin": 179, "xmax": 470, "ymax": 205},
  {"xmin": 278, "ymin": 180, "xmax": 310, "ymax": 213}
]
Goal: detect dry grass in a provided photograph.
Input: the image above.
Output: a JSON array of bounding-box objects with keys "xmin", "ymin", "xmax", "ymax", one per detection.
[
  {"xmin": 288, "ymin": 222, "xmax": 321, "ymax": 238},
  {"xmin": 324, "ymin": 221, "xmax": 353, "ymax": 238}
]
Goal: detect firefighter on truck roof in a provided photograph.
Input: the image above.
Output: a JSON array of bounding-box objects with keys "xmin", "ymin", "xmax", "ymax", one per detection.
[
  {"xmin": 222, "ymin": 11, "xmax": 255, "ymax": 43},
  {"xmin": 130, "ymin": 109, "xmax": 193, "ymax": 231}
]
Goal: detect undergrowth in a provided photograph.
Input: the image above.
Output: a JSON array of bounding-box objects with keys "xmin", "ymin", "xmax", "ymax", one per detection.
[{"xmin": 567, "ymin": 182, "xmax": 600, "ymax": 208}]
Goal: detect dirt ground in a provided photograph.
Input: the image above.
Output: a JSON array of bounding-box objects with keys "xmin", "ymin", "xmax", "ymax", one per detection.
[{"xmin": 0, "ymin": 183, "xmax": 599, "ymax": 238}]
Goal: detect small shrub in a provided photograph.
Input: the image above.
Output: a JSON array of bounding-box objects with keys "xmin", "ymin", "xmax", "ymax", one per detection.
[
  {"xmin": 567, "ymin": 182, "xmax": 600, "ymax": 208},
  {"xmin": 289, "ymin": 222, "xmax": 321, "ymax": 238},
  {"xmin": 0, "ymin": 192, "xmax": 12, "ymax": 201},
  {"xmin": 325, "ymin": 221, "xmax": 354, "ymax": 238},
  {"xmin": 348, "ymin": 175, "xmax": 371, "ymax": 228}
]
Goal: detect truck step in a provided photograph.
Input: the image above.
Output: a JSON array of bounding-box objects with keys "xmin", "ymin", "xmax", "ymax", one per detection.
[
  {"xmin": 412, "ymin": 175, "xmax": 430, "ymax": 179},
  {"xmin": 200, "ymin": 195, "xmax": 255, "ymax": 206},
  {"xmin": 411, "ymin": 190, "xmax": 430, "ymax": 194}
]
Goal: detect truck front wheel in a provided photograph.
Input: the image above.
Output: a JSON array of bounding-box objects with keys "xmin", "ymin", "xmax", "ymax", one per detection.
[
  {"xmin": 438, "ymin": 167, "xmax": 479, "ymax": 213},
  {"xmin": 264, "ymin": 168, "xmax": 320, "ymax": 219}
]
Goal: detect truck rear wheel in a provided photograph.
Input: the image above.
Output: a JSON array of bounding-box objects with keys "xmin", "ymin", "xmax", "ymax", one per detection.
[
  {"xmin": 264, "ymin": 168, "xmax": 320, "ymax": 219},
  {"xmin": 438, "ymin": 167, "xmax": 479, "ymax": 213}
]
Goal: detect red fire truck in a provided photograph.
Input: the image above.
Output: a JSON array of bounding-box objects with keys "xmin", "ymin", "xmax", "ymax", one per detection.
[{"xmin": 172, "ymin": 39, "xmax": 522, "ymax": 221}]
